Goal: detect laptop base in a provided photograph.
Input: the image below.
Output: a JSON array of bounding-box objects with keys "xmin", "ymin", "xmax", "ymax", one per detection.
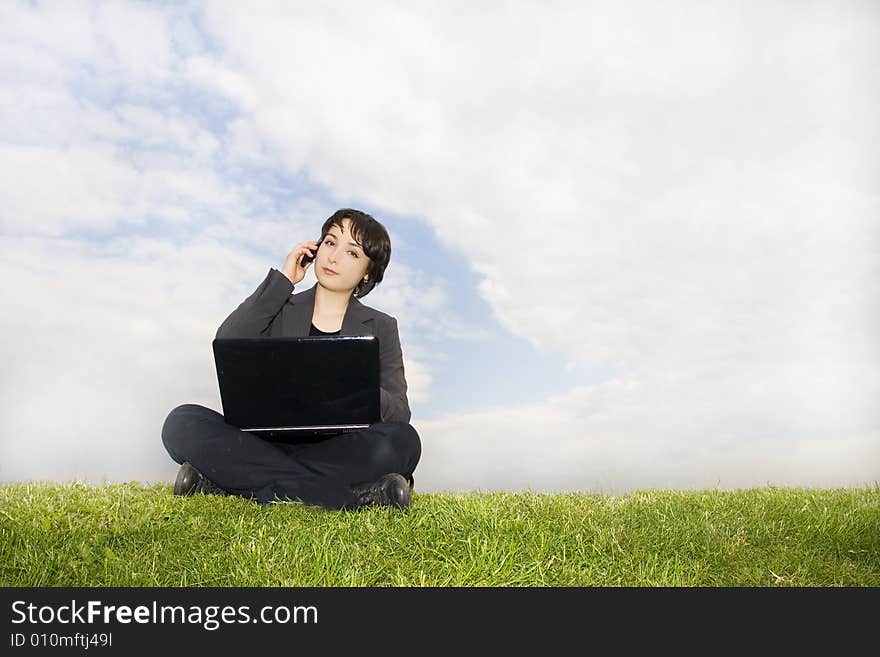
[{"xmin": 241, "ymin": 424, "xmax": 370, "ymax": 440}]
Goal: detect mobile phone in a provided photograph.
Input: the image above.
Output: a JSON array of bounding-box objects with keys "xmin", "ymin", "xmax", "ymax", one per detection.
[{"xmin": 299, "ymin": 238, "xmax": 322, "ymax": 267}]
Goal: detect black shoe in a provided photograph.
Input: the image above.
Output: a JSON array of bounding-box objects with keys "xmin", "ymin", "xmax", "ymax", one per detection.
[
  {"xmin": 173, "ymin": 462, "xmax": 227, "ymax": 497},
  {"xmin": 352, "ymin": 473, "xmax": 412, "ymax": 509}
]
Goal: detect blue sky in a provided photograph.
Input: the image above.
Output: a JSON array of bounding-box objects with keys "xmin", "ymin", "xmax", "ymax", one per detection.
[{"xmin": 0, "ymin": 1, "xmax": 877, "ymax": 493}]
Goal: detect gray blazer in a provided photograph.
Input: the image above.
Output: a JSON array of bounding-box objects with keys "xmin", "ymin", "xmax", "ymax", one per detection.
[{"xmin": 216, "ymin": 267, "xmax": 412, "ymax": 424}]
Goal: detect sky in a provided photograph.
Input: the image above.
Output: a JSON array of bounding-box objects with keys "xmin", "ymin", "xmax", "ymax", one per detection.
[{"xmin": 1, "ymin": 1, "xmax": 878, "ymax": 494}]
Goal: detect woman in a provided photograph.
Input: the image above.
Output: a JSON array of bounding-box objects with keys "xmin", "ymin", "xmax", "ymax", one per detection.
[{"xmin": 161, "ymin": 209, "xmax": 421, "ymax": 510}]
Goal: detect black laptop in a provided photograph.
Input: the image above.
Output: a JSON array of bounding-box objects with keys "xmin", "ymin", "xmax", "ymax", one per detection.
[{"xmin": 212, "ymin": 336, "xmax": 381, "ymax": 439}]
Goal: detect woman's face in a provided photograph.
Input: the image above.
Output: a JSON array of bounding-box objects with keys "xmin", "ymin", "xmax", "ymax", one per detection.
[{"xmin": 315, "ymin": 218, "xmax": 371, "ymax": 295}]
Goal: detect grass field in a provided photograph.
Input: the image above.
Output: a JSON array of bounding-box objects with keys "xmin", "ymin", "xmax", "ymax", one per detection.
[{"xmin": 1, "ymin": 482, "xmax": 878, "ymax": 586}]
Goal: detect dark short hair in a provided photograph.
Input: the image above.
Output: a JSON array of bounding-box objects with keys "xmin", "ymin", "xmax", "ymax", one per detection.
[{"xmin": 319, "ymin": 208, "xmax": 391, "ymax": 298}]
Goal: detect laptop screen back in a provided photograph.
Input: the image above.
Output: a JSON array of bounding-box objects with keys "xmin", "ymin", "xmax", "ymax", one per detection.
[{"xmin": 212, "ymin": 336, "xmax": 380, "ymax": 432}]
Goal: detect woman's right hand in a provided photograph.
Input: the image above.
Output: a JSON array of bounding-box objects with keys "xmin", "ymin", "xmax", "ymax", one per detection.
[{"xmin": 280, "ymin": 240, "xmax": 320, "ymax": 285}]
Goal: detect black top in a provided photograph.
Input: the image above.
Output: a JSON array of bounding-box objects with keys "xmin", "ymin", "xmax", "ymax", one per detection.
[{"xmin": 309, "ymin": 322, "xmax": 341, "ymax": 336}]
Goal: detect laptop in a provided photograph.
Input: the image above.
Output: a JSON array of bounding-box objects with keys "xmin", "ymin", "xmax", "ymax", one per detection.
[{"xmin": 212, "ymin": 336, "xmax": 381, "ymax": 439}]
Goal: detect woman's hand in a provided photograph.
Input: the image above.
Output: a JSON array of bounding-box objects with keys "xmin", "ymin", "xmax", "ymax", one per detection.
[{"xmin": 280, "ymin": 240, "xmax": 319, "ymax": 285}]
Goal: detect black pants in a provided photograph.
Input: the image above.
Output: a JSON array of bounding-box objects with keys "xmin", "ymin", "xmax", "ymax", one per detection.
[{"xmin": 161, "ymin": 404, "xmax": 421, "ymax": 510}]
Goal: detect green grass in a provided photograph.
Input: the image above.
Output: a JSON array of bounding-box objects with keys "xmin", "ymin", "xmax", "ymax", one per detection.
[{"xmin": 1, "ymin": 483, "xmax": 878, "ymax": 586}]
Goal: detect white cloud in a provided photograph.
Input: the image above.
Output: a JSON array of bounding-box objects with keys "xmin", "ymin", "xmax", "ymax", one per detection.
[
  {"xmin": 184, "ymin": 56, "xmax": 260, "ymax": 112},
  {"xmin": 0, "ymin": 232, "xmax": 257, "ymax": 482},
  {"xmin": 413, "ymin": 376, "xmax": 880, "ymax": 494}
]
